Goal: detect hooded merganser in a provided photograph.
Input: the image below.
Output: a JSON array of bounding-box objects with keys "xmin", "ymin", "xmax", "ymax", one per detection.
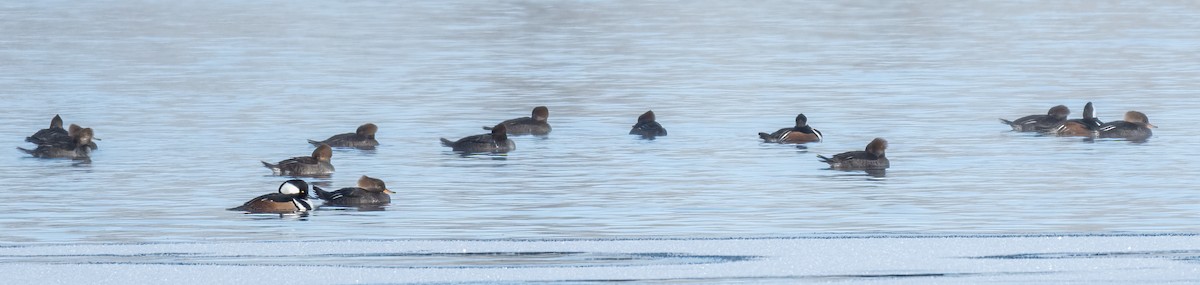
[
  {"xmin": 314, "ymin": 175, "xmax": 395, "ymax": 206},
  {"xmin": 308, "ymin": 123, "xmax": 379, "ymax": 149},
  {"xmin": 629, "ymin": 110, "xmax": 667, "ymax": 138},
  {"xmin": 759, "ymin": 113, "xmax": 823, "ymax": 143},
  {"xmin": 228, "ymin": 179, "xmax": 314, "ymax": 213},
  {"xmin": 261, "ymin": 144, "xmax": 334, "ymax": 176},
  {"xmin": 18, "ymin": 126, "xmax": 94, "ymax": 160},
  {"xmin": 818, "ymin": 138, "xmax": 889, "ymax": 170},
  {"xmin": 483, "ymin": 106, "xmax": 551, "ymax": 136},
  {"xmin": 1096, "ymin": 111, "xmax": 1156, "ymax": 141},
  {"xmin": 1000, "ymin": 105, "xmax": 1070, "ymax": 132},
  {"xmin": 1050, "ymin": 102, "xmax": 1104, "ymax": 137},
  {"xmin": 442, "ymin": 124, "xmax": 516, "ymax": 153}
]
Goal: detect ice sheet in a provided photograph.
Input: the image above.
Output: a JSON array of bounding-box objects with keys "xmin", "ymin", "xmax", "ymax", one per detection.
[{"xmin": 2, "ymin": 234, "xmax": 1198, "ymax": 284}]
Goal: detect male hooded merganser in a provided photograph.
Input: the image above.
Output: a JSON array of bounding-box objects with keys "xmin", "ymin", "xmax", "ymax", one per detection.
[
  {"xmin": 442, "ymin": 124, "xmax": 516, "ymax": 153},
  {"xmin": 314, "ymin": 175, "xmax": 395, "ymax": 206},
  {"xmin": 25, "ymin": 114, "xmax": 65, "ymax": 145},
  {"xmin": 818, "ymin": 138, "xmax": 889, "ymax": 170},
  {"xmin": 228, "ymin": 179, "xmax": 314, "ymax": 213},
  {"xmin": 261, "ymin": 144, "xmax": 334, "ymax": 176},
  {"xmin": 629, "ymin": 110, "xmax": 667, "ymax": 138},
  {"xmin": 1096, "ymin": 111, "xmax": 1156, "ymax": 141},
  {"xmin": 26, "ymin": 115, "xmax": 98, "ymax": 150},
  {"xmin": 18, "ymin": 126, "xmax": 94, "ymax": 160},
  {"xmin": 308, "ymin": 123, "xmax": 379, "ymax": 149},
  {"xmin": 759, "ymin": 113, "xmax": 823, "ymax": 143},
  {"xmin": 483, "ymin": 106, "xmax": 551, "ymax": 136},
  {"xmin": 1000, "ymin": 105, "xmax": 1070, "ymax": 132},
  {"xmin": 1050, "ymin": 102, "xmax": 1104, "ymax": 137}
]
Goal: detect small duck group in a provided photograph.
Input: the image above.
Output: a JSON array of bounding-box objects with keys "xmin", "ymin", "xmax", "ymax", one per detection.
[
  {"xmin": 1000, "ymin": 102, "xmax": 1156, "ymax": 141},
  {"xmin": 757, "ymin": 113, "xmax": 890, "ymax": 170},
  {"xmin": 17, "ymin": 115, "xmax": 98, "ymax": 161}
]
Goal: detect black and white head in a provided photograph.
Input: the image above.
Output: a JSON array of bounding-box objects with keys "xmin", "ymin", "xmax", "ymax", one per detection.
[
  {"xmin": 794, "ymin": 113, "xmax": 810, "ymax": 127},
  {"xmin": 278, "ymin": 179, "xmax": 310, "ymax": 196}
]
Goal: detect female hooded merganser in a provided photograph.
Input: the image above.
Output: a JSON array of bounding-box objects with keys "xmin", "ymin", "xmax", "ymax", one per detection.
[
  {"xmin": 314, "ymin": 175, "xmax": 395, "ymax": 206},
  {"xmin": 1096, "ymin": 111, "xmax": 1156, "ymax": 141},
  {"xmin": 228, "ymin": 179, "xmax": 314, "ymax": 213},
  {"xmin": 759, "ymin": 113, "xmax": 823, "ymax": 143},
  {"xmin": 818, "ymin": 138, "xmax": 889, "ymax": 170},
  {"xmin": 441, "ymin": 123, "xmax": 515, "ymax": 153},
  {"xmin": 18, "ymin": 126, "xmax": 94, "ymax": 160},
  {"xmin": 483, "ymin": 106, "xmax": 551, "ymax": 136},
  {"xmin": 1000, "ymin": 105, "xmax": 1070, "ymax": 132},
  {"xmin": 629, "ymin": 110, "xmax": 667, "ymax": 138},
  {"xmin": 308, "ymin": 123, "xmax": 379, "ymax": 149},
  {"xmin": 1050, "ymin": 102, "xmax": 1104, "ymax": 137},
  {"xmin": 261, "ymin": 144, "xmax": 334, "ymax": 176}
]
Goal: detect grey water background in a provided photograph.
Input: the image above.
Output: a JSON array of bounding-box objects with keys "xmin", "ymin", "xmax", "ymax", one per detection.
[{"xmin": 1, "ymin": 0, "xmax": 1198, "ymax": 244}]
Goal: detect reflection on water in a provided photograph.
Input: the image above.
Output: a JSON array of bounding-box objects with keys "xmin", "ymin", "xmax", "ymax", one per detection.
[{"xmin": 1, "ymin": 0, "xmax": 1199, "ymax": 243}]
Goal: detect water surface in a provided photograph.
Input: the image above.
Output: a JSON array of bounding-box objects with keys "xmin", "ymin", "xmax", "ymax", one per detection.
[{"xmin": 1, "ymin": 0, "xmax": 1199, "ymax": 244}]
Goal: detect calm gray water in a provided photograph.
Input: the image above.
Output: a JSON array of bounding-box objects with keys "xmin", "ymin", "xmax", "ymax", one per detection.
[{"xmin": 2, "ymin": 0, "xmax": 1198, "ymax": 244}]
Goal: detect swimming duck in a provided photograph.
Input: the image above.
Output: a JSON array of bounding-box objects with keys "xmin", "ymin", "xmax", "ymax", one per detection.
[
  {"xmin": 818, "ymin": 138, "xmax": 889, "ymax": 170},
  {"xmin": 483, "ymin": 106, "xmax": 551, "ymax": 136},
  {"xmin": 261, "ymin": 144, "xmax": 334, "ymax": 176},
  {"xmin": 17, "ymin": 126, "xmax": 94, "ymax": 160},
  {"xmin": 25, "ymin": 114, "xmax": 65, "ymax": 145},
  {"xmin": 1096, "ymin": 111, "xmax": 1156, "ymax": 141},
  {"xmin": 228, "ymin": 179, "xmax": 314, "ymax": 214},
  {"xmin": 1050, "ymin": 102, "xmax": 1104, "ymax": 137},
  {"xmin": 26, "ymin": 115, "xmax": 98, "ymax": 150},
  {"xmin": 308, "ymin": 123, "xmax": 379, "ymax": 149},
  {"xmin": 314, "ymin": 175, "xmax": 395, "ymax": 206},
  {"xmin": 441, "ymin": 124, "xmax": 515, "ymax": 153},
  {"xmin": 629, "ymin": 110, "xmax": 667, "ymax": 138},
  {"xmin": 759, "ymin": 113, "xmax": 823, "ymax": 143},
  {"xmin": 1000, "ymin": 105, "xmax": 1070, "ymax": 132}
]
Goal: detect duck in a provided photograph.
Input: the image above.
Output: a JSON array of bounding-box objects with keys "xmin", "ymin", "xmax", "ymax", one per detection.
[
  {"xmin": 26, "ymin": 115, "xmax": 98, "ymax": 150},
  {"xmin": 314, "ymin": 175, "xmax": 395, "ymax": 206},
  {"xmin": 1050, "ymin": 102, "xmax": 1104, "ymax": 137},
  {"xmin": 759, "ymin": 113, "xmax": 823, "ymax": 143},
  {"xmin": 261, "ymin": 144, "xmax": 334, "ymax": 176},
  {"xmin": 17, "ymin": 126, "xmax": 94, "ymax": 160},
  {"xmin": 818, "ymin": 138, "xmax": 889, "ymax": 170},
  {"xmin": 1096, "ymin": 111, "xmax": 1156, "ymax": 141},
  {"xmin": 308, "ymin": 123, "xmax": 379, "ymax": 149},
  {"xmin": 629, "ymin": 110, "xmax": 667, "ymax": 138},
  {"xmin": 441, "ymin": 123, "xmax": 515, "ymax": 153},
  {"xmin": 228, "ymin": 179, "xmax": 314, "ymax": 214},
  {"xmin": 1000, "ymin": 105, "xmax": 1070, "ymax": 132},
  {"xmin": 25, "ymin": 114, "xmax": 65, "ymax": 145},
  {"xmin": 483, "ymin": 106, "xmax": 551, "ymax": 136}
]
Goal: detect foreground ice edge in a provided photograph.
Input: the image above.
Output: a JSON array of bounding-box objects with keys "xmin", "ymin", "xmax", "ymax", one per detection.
[{"xmin": 2, "ymin": 233, "xmax": 1198, "ymax": 284}]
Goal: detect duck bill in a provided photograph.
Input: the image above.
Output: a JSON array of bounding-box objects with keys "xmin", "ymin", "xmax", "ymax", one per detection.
[
  {"xmin": 383, "ymin": 189, "xmax": 396, "ymax": 194},
  {"xmin": 1146, "ymin": 123, "xmax": 1158, "ymax": 128}
]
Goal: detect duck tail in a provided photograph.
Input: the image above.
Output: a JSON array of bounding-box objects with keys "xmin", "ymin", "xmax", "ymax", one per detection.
[
  {"xmin": 481, "ymin": 125, "xmax": 494, "ymax": 130},
  {"xmin": 306, "ymin": 139, "xmax": 324, "ymax": 146},
  {"xmin": 998, "ymin": 118, "xmax": 1014, "ymax": 125},
  {"xmin": 758, "ymin": 132, "xmax": 775, "ymax": 142},
  {"xmin": 440, "ymin": 138, "xmax": 455, "ymax": 147},
  {"xmin": 16, "ymin": 147, "xmax": 33, "ymax": 154},
  {"xmin": 816, "ymin": 154, "xmax": 833, "ymax": 164},
  {"xmin": 312, "ymin": 186, "xmax": 333, "ymax": 200},
  {"xmin": 260, "ymin": 161, "xmax": 281, "ymax": 174}
]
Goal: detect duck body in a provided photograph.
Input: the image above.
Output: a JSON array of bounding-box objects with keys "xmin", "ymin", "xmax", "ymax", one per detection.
[
  {"xmin": 818, "ymin": 138, "xmax": 889, "ymax": 170},
  {"xmin": 262, "ymin": 144, "xmax": 334, "ymax": 176},
  {"xmin": 308, "ymin": 123, "xmax": 379, "ymax": 149},
  {"xmin": 484, "ymin": 106, "xmax": 551, "ymax": 136},
  {"xmin": 1000, "ymin": 105, "xmax": 1070, "ymax": 132},
  {"xmin": 229, "ymin": 180, "xmax": 314, "ymax": 214},
  {"xmin": 442, "ymin": 124, "xmax": 515, "ymax": 153},
  {"xmin": 630, "ymin": 110, "xmax": 667, "ymax": 138},
  {"xmin": 759, "ymin": 113, "xmax": 822, "ymax": 143}
]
